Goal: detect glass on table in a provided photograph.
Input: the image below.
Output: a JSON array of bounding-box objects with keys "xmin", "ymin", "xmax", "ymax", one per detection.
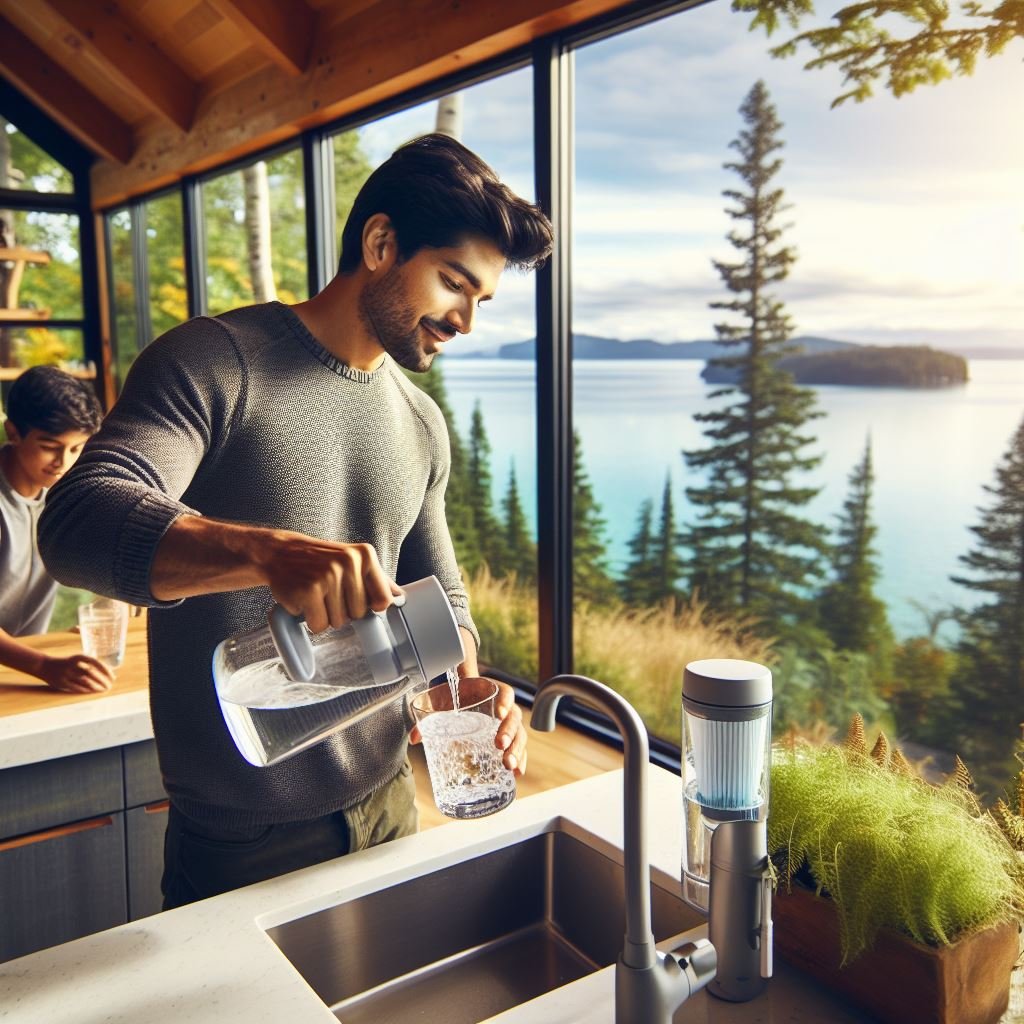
[{"xmin": 77, "ymin": 598, "xmax": 130, "ymax": 670}]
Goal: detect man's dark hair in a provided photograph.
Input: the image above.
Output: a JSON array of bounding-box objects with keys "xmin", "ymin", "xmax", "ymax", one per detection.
[
  {"xmin": 5, "ymin": 366, "xmax": 103, "ymax": 436},
  {"xmin": 339, "ymin": 133, "xmax": 553, "ymax": 274}
]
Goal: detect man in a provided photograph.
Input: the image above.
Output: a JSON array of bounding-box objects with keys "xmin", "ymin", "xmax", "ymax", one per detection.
[
  {"xmin": 0, "ymin": 365, "xmax": 110, "ymax": 693},
  {"xmin": 39, "ymin": 133, "xmax": 553, "ymax": 908}
]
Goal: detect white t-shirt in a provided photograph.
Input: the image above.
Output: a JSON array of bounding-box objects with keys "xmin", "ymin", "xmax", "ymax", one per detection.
[{"xmin": 0, "ymin": 446, "xmax": 56, "ymax": 636}]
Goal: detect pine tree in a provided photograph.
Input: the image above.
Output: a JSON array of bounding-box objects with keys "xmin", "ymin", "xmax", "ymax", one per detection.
[
  {"xmin": 572, "ymin": 429, "xmax": 617, "ymax": 606},
  {"xmin": 468, "ymin": 402, "xmax": 506, "ymax": 572},
  {"xmin": 819, "ymin": 439, "xmax": 892, "ymax": 653},
  {"xmin": 620, "ymin": 498, "xmax": 656, "ymax": 606},
  {"xmin": 500, "ymin": 461, "xmax": 536, "ymax": 584},
  {"xmin": 405, "ymin": 362, "xmax": 480, "ymax": 573},
  {"xmin": 652, "ymin": 473, "xmax": 684, "ymax": 607},
  {"xmin": 949, "ymin": 414, "xmax": 1024, "ymax": 794},
  {"xmin": 681, "ymin": 79, "xmax": 827, "ymax": 637}
]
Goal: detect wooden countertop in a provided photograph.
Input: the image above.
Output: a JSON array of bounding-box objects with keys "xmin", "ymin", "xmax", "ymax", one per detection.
[{"xmin": 0, "ymin": 614, "xmax": 150, "ymax": 720}]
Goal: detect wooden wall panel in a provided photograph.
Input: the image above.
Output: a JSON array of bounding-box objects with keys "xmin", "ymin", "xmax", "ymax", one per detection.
[{"xmin": 90, "ymin": 0, "xmax": 634, "ymax": 207}]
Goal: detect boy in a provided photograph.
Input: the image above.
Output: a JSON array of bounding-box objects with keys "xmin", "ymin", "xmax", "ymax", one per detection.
[{"xmin": 0, "ymin": 365, "xmax": 109, "ymax": 692}]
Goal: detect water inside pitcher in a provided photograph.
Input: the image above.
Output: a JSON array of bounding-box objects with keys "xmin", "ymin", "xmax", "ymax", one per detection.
[{"xmin": 212, "ymin": 576, "xmax": 464, "ymax": 767}]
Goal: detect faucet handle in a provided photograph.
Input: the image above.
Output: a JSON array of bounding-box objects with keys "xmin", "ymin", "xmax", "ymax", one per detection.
[{"xmin": 759, "ymin": 868, "xmax": 774, "ymax": 978}]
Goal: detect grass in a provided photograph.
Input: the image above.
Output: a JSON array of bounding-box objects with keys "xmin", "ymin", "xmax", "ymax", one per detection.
[{"xmin": 468, "ymin": 567, "xmax": 773, "ymax": 741}]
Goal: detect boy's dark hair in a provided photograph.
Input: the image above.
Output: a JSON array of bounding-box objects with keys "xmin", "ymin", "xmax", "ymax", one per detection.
[
  {"xmin": 338, "ymin": 133, "xmax": 553, "ymax": 274},
  {"xmin": 5, "ymin": 366, "xmax": 103, "ymax": 436}
]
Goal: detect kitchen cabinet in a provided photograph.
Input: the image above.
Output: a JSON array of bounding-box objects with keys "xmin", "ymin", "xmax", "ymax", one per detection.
[{"xmin": 0, "ymin": 740, "xmax": 167, "ymax": 962}]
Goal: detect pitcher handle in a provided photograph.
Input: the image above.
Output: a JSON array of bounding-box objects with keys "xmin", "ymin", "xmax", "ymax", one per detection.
[{"xmin": 267, "ymin": 605, "xmax": 317, "ymax": 682}]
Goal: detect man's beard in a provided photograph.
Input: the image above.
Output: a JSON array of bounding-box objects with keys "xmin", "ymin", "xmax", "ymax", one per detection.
[{"xmin": 358, "ymin": 268, "xmax": 434, "ymax": 373}]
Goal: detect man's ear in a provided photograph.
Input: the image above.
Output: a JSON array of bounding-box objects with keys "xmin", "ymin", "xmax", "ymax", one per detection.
[
  {"xmin": 362, "ymin": 213, "xmax": 396, "ymax": 272},
  {"xmin": 3, "ymin": 420, "xmax": 19, "ymax": 445}
]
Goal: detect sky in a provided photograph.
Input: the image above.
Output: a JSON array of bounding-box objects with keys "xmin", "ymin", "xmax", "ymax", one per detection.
[{"xmin": 353, "ymin": 0, "xmax": 1024, "ymax": 354}]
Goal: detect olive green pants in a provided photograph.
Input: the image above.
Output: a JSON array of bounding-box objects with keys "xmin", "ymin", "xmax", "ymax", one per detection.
[{"xmin": 162, "ymin": 759, "xmax": 418, "ymax": 909}]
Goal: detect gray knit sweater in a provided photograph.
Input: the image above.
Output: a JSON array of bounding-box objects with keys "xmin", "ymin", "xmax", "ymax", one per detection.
[{"xmin": 39, "ymin": 301, "xmax": 477, "ymax": 829}]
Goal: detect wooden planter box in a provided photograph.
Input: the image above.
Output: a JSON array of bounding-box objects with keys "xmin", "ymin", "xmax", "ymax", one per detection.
[{"xmin": 774, "ymin": 884, "xmax": 1020, "ymax": 1024}]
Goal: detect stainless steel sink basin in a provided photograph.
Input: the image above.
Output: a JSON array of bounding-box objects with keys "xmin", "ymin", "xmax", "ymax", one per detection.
[{"xmin": 264, "ymin": 826, "xmax": 704, "ymax": 1024}]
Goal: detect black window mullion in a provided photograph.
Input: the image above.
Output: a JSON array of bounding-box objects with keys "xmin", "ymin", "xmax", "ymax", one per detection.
[
  {"xmin": 181, "ymin": 177, "xmax": 206, "ymax": 318},
  {"xmin": 533, "ymin": 39, "xmax": 575, "ymax": 683},
  {"xmin": 303, "ymin": 131, "xmax": 333, "ymax": 297}
]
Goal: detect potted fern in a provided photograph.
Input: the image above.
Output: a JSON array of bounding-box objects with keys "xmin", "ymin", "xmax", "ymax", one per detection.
[{"xmin": 768, "ymin": 716, "xmax": 1024, "ymax": 1024}]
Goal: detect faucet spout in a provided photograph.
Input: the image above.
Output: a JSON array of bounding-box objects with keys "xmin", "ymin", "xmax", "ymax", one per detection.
[{"xmin": 532, "ymin": 674, "xmax": 717, "ymax": 1023}]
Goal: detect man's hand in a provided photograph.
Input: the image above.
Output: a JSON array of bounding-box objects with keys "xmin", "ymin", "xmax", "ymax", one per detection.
[
  {"xmin": 493, "ymin": 679, "xmax": 527, "ymax": 776},
  {"xmin": 38, "ymin": 654, "xmax": 115, "ymax": 694},
  {"xmin": 409, "ymin": 676, "xmax": 528, "ymax": 777},
  {"xmin": 256, "ymin": 532, "xmax": 402, "ymax": 634},
  {"xmin": 151, "ymin": 517, "xmax": 403, "ymax": 633}
]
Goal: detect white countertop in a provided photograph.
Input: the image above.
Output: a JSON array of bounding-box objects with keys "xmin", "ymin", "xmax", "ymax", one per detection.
[
  {"xmin": 0, "ymin": 766, "xmax": 869, "ymax": 1024},
  {"xmin": 0, "ymin": 689, "xmax": 152, "ymax": 769}
]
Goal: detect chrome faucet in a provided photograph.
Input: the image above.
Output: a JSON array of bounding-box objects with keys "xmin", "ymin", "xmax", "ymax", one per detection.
[{"xmin": 532, "ymin": 674, "xmax": 717, "ymax": 1024}]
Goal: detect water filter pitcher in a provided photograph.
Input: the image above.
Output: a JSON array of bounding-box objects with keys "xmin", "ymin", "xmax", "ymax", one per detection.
[
  {"xmin": 681, "ymin": 658, "xmax": 773, "ymax": 1002},
  {"xmin": 212, "ymin": 575, "xmax": 464, "ymax": 767}
]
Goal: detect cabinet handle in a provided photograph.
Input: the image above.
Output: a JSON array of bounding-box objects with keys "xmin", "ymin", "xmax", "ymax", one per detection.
[
  {"xmin": 0, "ymin": 815, "xmax": 114, "ymax": 853},
  {"xmin": 144, "ymin": 800, "xmax": 170, "ymax": 815}
]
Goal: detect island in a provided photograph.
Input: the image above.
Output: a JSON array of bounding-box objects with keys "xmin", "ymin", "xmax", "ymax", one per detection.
[{"xmin": 702, "ymin": 345, "xmax": 969, "ymax": 388}]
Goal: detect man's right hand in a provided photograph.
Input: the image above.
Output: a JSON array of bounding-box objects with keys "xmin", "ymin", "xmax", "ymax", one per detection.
[
  {"xmin": 39, "ymin": 654, "xmax": 115, "ymax": 694},
  {"xmin": 254, "ymin": 530, "xmax": 402, "ymax": 633},
  {"xmin": 151, "ymin": 517, "xmax": 402, "ymax": 633}
]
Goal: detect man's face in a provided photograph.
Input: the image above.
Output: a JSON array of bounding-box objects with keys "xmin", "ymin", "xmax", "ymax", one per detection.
[
  {"xmin": 3, "ymin": 423, "xmax": 92, "ymax": 493},
  {"xmin": 358, "ymin": 235, "xmax": 505, "ymax": 373}
]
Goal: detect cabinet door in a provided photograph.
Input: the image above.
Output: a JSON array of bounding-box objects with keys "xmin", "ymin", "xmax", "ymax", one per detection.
[
  {"xmin": 123, "ymin": 740, "xmax": 166, "ymax": 809},
  {"xmin": 0, "ymin": 748, "xmax": 122, "ymax": 839},
  {"xmin": 126, "ymin": 801, "xmax": 169, "ymax": 921},
  {"xmin": 0, "ymin": 812, "xmax": 127, "ymax": 963}
]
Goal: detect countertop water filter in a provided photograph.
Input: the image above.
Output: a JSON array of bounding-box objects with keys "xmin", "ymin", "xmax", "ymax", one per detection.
[{"xmin": 681, "ymin": 658, "xmax": 773, "ymax": 1002}]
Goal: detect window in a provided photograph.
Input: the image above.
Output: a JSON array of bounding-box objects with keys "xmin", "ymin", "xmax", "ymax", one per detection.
[
  {"xmin": 569, "ymin": 3, "xmax": 1024, "ymax": 795},
  {"xmin": 202, "ymin": 146, "xmax": 307, "ymax": 316},
  {"xmin": 0, "ymin": 118, "xmax": 90, "ymax": 379},
  {"xmin": 331, "ymin": 69, "xmax": 540, "ymax": 681}
]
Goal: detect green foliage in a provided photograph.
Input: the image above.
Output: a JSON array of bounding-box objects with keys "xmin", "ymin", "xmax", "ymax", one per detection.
[
  {"xmin": 772, "ymin": 642, "xmax": 891, "ymax": 737},
  {"xmin": 682, "ymin": 80, "xmax": 827, "ymax": 637},
  {"xmin": 332, "ymin": 131, "xmax": 374, "ymax": 267},
  {"xmin": 620, "ymin": 498, "xmax": 657, "ymax": 605},
  {"xmin": 735, "ymin": 0, "xmax": 1024, "ymax": 107},
  {"xmin": 5, "ymin": 121, "xmax": 73, "ymax": 192},
  {"xmin": 500, "ymin": 463, "xmax": 536, "ymax": 584},
  {"xmin": 622, "ymin": 475, "xmax": 684, "ymax": 608},
  {"xmin": 402, "ymin": 360, "xmax": 481, "ymax": 574},
  {"xmin": 950, "ymin": 414, "xmax": 1024, "ymax": 796},
  {"xmin": 886, "ymin": 635, "xmax": 958, "ymax": 746},
  {"xmin": 48, "ymin": 586, "xmax": 94, "ymax": 632},
  {"xmin": 819, "ymin": 440, "xmax": 894, "ymax": 655},
  {"xmin": 769, "ymin": 743, "xmax": 1024, "ymax": 961},
  {"xmin": 468, "ymin": 403, "xmax": 507, "ymax": 572},
  {"xmin": 572, "ymin": 429, "xmax": 618, "ymax": 606}
]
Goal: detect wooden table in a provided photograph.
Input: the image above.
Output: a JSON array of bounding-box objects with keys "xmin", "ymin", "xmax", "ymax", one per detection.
[{"xmin": 0, "ymin": 613, "xmax": 150, "ymax": 720}]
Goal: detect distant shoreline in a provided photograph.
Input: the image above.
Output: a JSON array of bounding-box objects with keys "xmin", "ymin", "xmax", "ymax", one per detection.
[{"xmin": 451, "ymin": 335, "xmax": 1024, "ymax": 363}]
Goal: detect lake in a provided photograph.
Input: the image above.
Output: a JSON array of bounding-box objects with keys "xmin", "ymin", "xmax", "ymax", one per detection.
[{"xmin": 439, "ymin": 357, "xmax": 1024, "ymax": 640}]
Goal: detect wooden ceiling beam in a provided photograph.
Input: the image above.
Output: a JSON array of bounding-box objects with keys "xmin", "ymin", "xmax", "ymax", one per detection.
[
  {"xmin": 0, "ymin": 14, "xmax": 133, "ymax": 165},
  {"xmin": 90, "ymin": 0, "xmax": 634, "ymax": 206},
  {"xmin": 207, "ymin": 0, "xmax": 315, "ymax": 77},
  {"xmin": 39, "ymin": 0, "xmax": 200, "ymax": 133}
]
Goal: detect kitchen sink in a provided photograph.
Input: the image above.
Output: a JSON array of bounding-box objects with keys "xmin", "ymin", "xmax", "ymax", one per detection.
[{"xmin": 264, "ymin": 826, "xmax": 704, "ymax": 1024}]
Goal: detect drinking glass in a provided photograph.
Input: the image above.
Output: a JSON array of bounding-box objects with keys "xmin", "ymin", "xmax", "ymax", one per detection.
[
  {"xmin": 411, "ymin": 678, "xmax": 516, "ymax": 819},
  {"xmin": 78, "ymin": 598, "xmax": 130, "ymax": 670}
]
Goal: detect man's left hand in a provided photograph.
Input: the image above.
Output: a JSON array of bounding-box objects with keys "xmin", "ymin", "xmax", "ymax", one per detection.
[{"xmin": 493, "ymin": 679, "xmax": 527, "ymax": 776}]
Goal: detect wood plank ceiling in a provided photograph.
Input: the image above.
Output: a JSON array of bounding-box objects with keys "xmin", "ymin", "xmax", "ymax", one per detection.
[{"xmin": 0, "ymin": 0, "xmax": 635, "ymax": 209}]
